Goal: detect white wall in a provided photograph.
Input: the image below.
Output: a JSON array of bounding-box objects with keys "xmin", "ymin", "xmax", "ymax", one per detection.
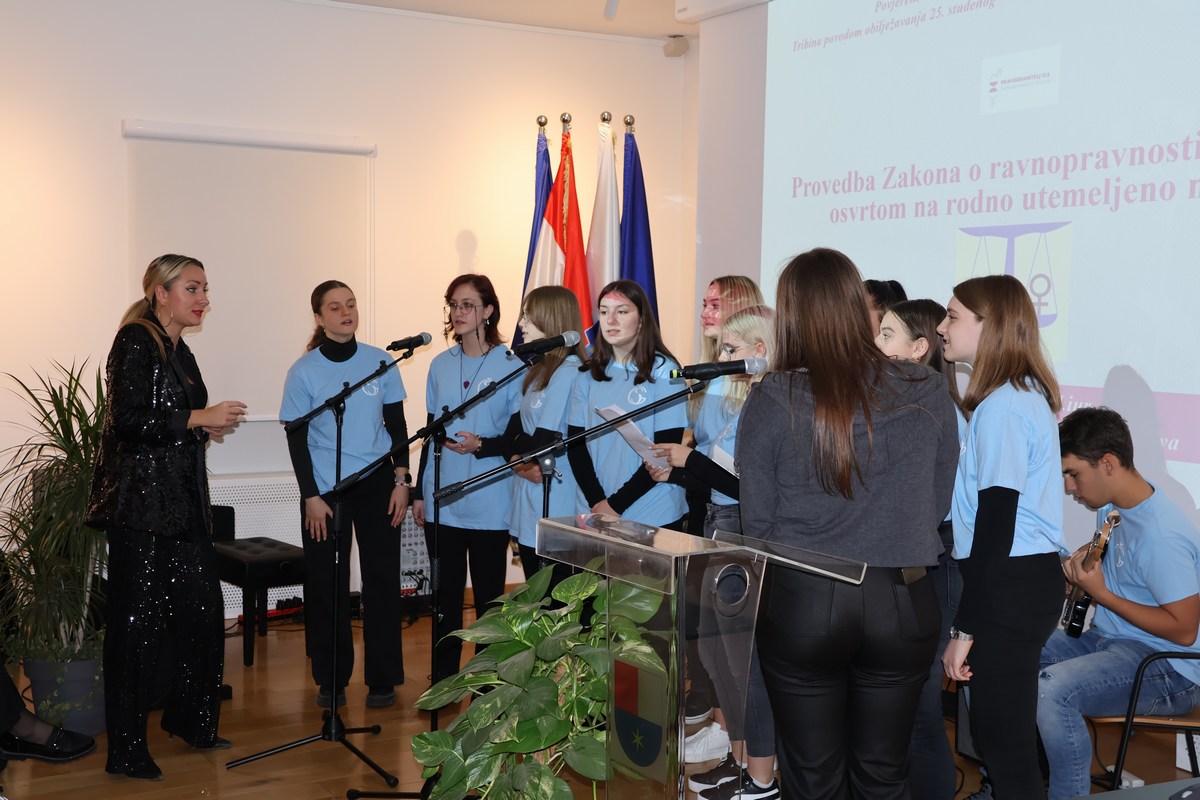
[
  {"xmin": 0, "ymin": 0, "xmax": 697, "ymax": 471},
  {"xmin": 692, "ymin": 3, "xmax": 767, "ymax": 357}
]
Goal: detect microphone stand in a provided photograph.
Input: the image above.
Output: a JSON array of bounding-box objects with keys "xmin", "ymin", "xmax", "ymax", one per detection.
[
  {"xmin": 433, "ymin": 378, "xmax": 709, "ymax": 546},
  {"xmin": 227, "ymin": 346, "xmax": 422, "ymax": 791},
  {"xmin": 342, "ymin": 352, "xmax": 535, "ymax": 800}
]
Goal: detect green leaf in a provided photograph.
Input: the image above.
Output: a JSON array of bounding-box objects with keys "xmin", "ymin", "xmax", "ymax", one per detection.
[
  {"xmin": 455, "ymin": 612, "xmax": 517, "ymax": 644},
  {"xmin": 510, "ymin": 676, "xmax": 560, "ymax": 720},
  {"xmin": 561, "ymin": 732, "xmax": 608, "ymax": 781},
  {"xmin": 466, "ymin": 684, "xmax": 522, "ymax": 730},
  {"xmin": 533, "ymin": 623, "xmax": 582, "ymax": 662},
  {"xmin": 410, "ymin": 730, "xmax": 456, "ymax": 767},
  {"xmin": 512, "ymin": 759, "xmax": 573, "ymax": 800},
  {"xmin": 550, "ymin": 571, "xmax": 599, "ymax": 605},
  {"xmin": 509, "ymin": 565, "xmax": 554, "ymax": 604},
  {"xmin": 463, "ymin": 745, "xmax": 505, "ymax": 791},
  {"xmin": 611, "ymin": 638, "xmax": 667, "ymax": 674},
  {"xmin": 607, "ymin": 579, "xmax": 664, "ymax": 624},
  {"xmin": 415, "ymin": 673, "xmax": 486, "ymax": 710},
  {"xmin": 496, "ymin": 647, "xmax": 536, "ymax": 686},
  {"xmin": 491, "ymin": 715, "xmax": 571, "ymax": 754}
]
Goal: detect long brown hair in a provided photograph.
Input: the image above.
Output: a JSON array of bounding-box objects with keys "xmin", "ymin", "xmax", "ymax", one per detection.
[
  {"xmin": 774, "ymin": 248, "xmax": 905, "ymax": 499},
  {"xmin": 587, "ymin": 279, "xmax": 678, "ymax": 384},
  {"xmin": 119, "ymin": 254, "xmax": 205, "ymax": 360},
  {"xmin": 520, "ymin": 286, "xmax": 588, "ymax": 393},
  {"xmin": 443, "ymin": 273, "xmax": 504, "ymax": 348},
  {"xmin": 306, "ymin": 279, "xmax": 351, "ymax": 352},
  {"xmin": 952, "ymin": 275, "xmax": 1060, "ymax": 416}
]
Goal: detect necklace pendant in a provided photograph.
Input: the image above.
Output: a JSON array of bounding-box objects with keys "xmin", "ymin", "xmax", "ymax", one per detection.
[{"xmin": 463, "ymin": 380, "xmax": 470, "ymax": 389}]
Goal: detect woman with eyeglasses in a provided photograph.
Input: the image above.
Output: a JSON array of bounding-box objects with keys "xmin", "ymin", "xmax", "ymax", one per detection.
[
  {"xmin": 567, "ymin": 279, "xmax": 687, "ymax": 529},
  {"xmin": 412, "ymin": 274, "xmax": 522, "ymax": 681}
]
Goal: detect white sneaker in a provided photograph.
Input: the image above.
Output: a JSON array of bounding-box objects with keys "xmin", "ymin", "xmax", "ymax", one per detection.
[{"xmin": 684, "ymin": 722, "xmax": 731, "ymax": 763}]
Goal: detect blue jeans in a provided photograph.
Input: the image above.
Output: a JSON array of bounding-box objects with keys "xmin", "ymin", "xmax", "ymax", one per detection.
[
  {"xmin": 1037, "ymin": 629, "xmax": 1200, "ymax": 799},
  {"xmin": 909, "ymin": 541, "xmax": 962, "ymax": 800}
]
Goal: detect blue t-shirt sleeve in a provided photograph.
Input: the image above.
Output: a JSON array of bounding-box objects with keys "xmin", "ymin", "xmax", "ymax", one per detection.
[
  {"xmin": 568, "ymin": 370, "xmax": 590, "ymax": 428},
  {"xmin": 279, "ymin": 362, "xmax": 311, "ymax": 421},
  {"xmin": 382, "ymin": 360, "xmax": 406, "ymax": 404},
  {"xmin": 973, "ymin": 402, "xmax": 1030, "ymax": 493},
  {"xmin": 1134, "ymin": 534, "xmax": 1200, "ymax": 607},
  {"xmin": 538, "ymin": 365, "xmax": 577, "ymax": 432}
]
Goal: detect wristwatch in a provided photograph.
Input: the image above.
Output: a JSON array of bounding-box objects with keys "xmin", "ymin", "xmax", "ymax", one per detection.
[
  {"xmin": 395, "ymin": 472, "xmax": 412, "ymax": 486},
  {"xmin": 949, "ymin": 627, "xmax": 974, "ymax": 642}
]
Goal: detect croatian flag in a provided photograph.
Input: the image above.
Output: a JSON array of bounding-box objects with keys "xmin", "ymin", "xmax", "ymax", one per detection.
[
  {"xmin": 529, "ymin": 129, "xmax": 594, "ymax": 331},
  {"xmin": 620, "ymin": 131, "xmax": 658, "ymax": 320},
  {"xmin": 514, "ymin": 131, "xmax": 554, "ymax": 345},
  {"xmin": 585, "ymin": 119, "xmax": 620, "ymax": 344}
]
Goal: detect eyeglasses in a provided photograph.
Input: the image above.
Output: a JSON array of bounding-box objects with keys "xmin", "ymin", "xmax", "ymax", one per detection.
[
  {"xmin": 721, "ymin": 343, "xmax": 753, "ymax": 357},
  {"xmin": 445, "ymin": 301, "xmax": 480, "ymax": 314}
]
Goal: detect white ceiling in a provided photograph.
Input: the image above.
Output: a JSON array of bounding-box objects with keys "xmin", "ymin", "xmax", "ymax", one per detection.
[{"xmin": 327, "ymin": 0, "xmax": 697, "ymax": 39}]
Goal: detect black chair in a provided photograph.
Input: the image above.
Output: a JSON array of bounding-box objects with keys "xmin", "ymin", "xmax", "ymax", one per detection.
[
  {"xmin": 211, "ymin": 505, "xmax": 306, "ymax": 667},
  {"xmin": 1088, "ymin": 651, "xmax": 1200, "ymax": 790}
]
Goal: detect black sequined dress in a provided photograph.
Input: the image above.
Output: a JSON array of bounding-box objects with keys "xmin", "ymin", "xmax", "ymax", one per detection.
[{"xmin": 86, "ymin": 312, "xmax": 224, "ymax": 772}]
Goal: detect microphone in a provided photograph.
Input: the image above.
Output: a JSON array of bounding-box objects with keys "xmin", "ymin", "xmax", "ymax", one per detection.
[
  {"xmin": 510, "ymin": 330, "xmax": 582, "ymax": 357},
  {"xmin": 386, "ymin": 332, "xmax": 432, "ymax": 352},
  {"xmin": 670, "ymin": 357, "xmax": 768, "ymax": 381}
]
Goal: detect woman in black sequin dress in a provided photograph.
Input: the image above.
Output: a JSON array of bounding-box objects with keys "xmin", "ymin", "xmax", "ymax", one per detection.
[{"xmin": 86, "ymin": 254, "xmax": 246, "ymax": 780}]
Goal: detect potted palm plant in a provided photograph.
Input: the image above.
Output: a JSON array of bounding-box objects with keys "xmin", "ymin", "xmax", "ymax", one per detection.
[
  {"xmin": 0, "ymin": 361, "xmax": 108, "ymax": 734},
  {"xmin": 412, "ymin": 564, "xmax": 666, "ymax": 800}
]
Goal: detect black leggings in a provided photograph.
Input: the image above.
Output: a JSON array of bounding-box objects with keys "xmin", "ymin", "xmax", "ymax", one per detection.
[{"xmin": 963, "ymin": 552, "xmax": 1064, "ymax": 800}]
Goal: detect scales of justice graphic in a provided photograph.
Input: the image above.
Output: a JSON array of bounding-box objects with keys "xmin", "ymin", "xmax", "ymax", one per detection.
[{"xmin": 957, "ymin": 221, "xmax": 1070, "ymax": 329}]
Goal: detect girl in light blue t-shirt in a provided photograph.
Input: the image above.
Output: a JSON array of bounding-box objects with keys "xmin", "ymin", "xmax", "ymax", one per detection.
[
  {"xmin": 412, "ymin": 273, "xmax": 521, "ymax": 681},
  {"xmin": 505, "ymin": 286, "xmax": 588, "ymax": 580},
  {"xmin": 567, "ymin": 279, "xmax": 687, "ymax": 528},
  {"xmin": 937, "ymin": 274, "xmax": 1066, "ymax": 800}
]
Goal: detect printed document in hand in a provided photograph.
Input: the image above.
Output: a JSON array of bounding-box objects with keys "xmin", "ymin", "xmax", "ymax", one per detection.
[{"xmin": 596, "ymin": 405, "xmax": 669, "ymax": 470}]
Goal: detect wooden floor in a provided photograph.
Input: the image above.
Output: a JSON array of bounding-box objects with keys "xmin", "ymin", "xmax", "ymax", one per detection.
[{"xmin": 1, "ymin": 607, "xmax": 1196, "ymax": 799}]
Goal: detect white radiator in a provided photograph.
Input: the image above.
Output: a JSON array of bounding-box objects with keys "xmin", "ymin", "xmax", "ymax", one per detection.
[{"xmin": 208, "ymin": 472, "xmax": 431, "ymax": 621}]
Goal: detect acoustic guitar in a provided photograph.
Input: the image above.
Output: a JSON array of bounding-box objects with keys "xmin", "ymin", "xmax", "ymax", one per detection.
[{"xmin": 1061, "ymin": 509, "xmax": 1122, "ymax": 638}]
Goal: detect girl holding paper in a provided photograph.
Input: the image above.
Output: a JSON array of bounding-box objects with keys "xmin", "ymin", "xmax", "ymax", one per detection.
[{"xmin": 567, "ymin": 279, "xmax": 687, "ymax": 528}]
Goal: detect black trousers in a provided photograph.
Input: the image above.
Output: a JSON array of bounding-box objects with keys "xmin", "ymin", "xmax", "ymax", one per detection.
[
  {"xmin": 962, "ymin": 552, "xmax": 1064, "ymax": 800},
  {"xmin": 423, "ymin": 522, "xmax": 509, "ymax": 681},
  {"xmin": 759, "ymin": 565, "xmax": 939, "ymax": 800},
  {"xmin": 302, "ymin": 466, "xmax": 405, "ymax": 690},
  {"xmin": 104, "ymin": 530, "xmax": 223, "ymax": 768}
]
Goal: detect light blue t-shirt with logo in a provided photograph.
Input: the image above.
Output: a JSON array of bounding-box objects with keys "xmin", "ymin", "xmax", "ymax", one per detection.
[
  {"xmin": 569, "ymin": 355, "xmax": 687, "ymax": 527},
  {"xmin": 279, "ymin": 341, "xmax": 406, "ymax": 495},
  {"xmin": 420, "ymin": 344, "xmax": 522, "ymax": 529}
]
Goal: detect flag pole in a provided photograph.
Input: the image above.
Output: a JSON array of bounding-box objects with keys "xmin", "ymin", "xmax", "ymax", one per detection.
[
  {"xmin": 624, "ymin": 114, "xmax": 635, "ymax": 134},
  {"xmin": 561, "ymin": 111, "xmax": 572, "ymax": 134},
  {"xmin": 537, "ymin": 115, "xmax": 547, "ymax": 133}
]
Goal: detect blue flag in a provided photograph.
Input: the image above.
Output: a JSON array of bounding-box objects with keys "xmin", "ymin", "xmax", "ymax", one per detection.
[
  {"xmin": 620, "ymin": 132, "xmax": 658, "ymax": 321},
  {"xmin": 514, "ymin": 132, "xmax": 554, "ymax": 345}
]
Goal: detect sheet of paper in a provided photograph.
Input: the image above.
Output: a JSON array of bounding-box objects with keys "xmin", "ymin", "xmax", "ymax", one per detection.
[
  {"xmin": 710, "ymin": 443, "xmax": 737, "ymax": 476},
  {"xmin": 596, "ymin": 405, "xmax": 669, "ymax": 470}
]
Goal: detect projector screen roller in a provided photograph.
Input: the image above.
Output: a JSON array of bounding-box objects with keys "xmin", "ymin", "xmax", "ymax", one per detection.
[{"xmin": 761, "ymin": 0, "xmax": 1200, "ymax": 542}]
